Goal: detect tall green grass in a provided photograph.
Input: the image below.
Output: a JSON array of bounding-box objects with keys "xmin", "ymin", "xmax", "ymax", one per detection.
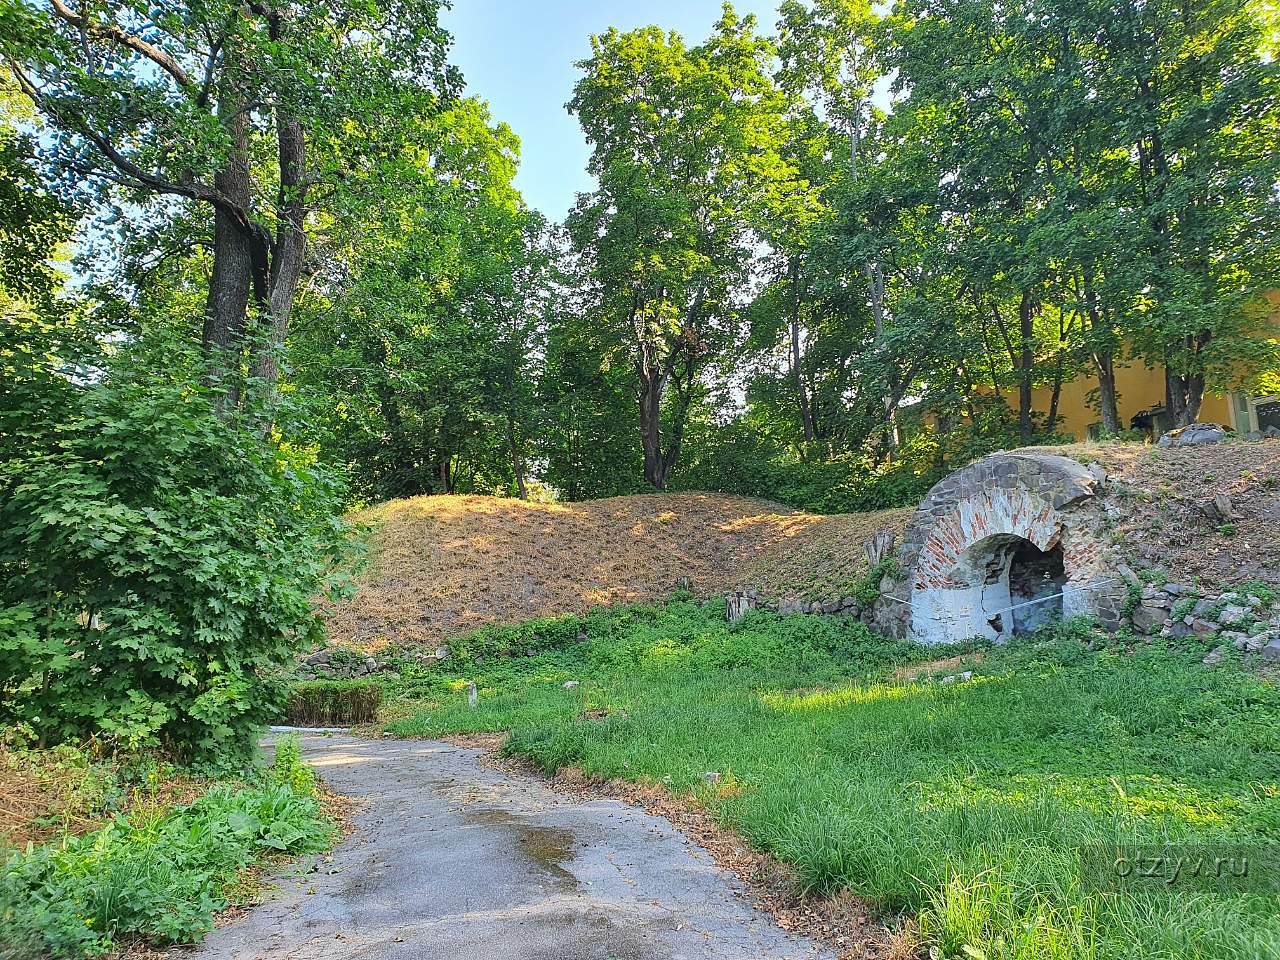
[
  {"xmin": 286, "ymin": 679, "xmax": 382, "ymax": 725},
  {"xmin": 386, "ymin": 602, "xmax": 1280, "ymax": 960}
]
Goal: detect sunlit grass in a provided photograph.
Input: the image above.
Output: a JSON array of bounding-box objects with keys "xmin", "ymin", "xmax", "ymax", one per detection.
[{"xmin": 381, "ymin": 603, "xmax": 1280, "ymax": 959}]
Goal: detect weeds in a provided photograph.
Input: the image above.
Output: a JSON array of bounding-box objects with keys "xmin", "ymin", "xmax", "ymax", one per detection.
[{"xmin": 0, "ymin": 740, "xmax": 331, "ymax": 957}]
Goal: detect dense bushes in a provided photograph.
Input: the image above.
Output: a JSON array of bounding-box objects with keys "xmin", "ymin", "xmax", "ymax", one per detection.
[
  {"xmin": 286, "ymin": 681, "xmax": 382, "ymax": 726},
  {"xmin": 0, "ymin": 321, "xmax": 354, "ymax": 762},
  {"xmin": 671, "ymin": 402, "xmax": 1072, "ymax": 512},
  {"xmin": 0, "ymin": 736, "xmax": 331, "ymax": 957}
]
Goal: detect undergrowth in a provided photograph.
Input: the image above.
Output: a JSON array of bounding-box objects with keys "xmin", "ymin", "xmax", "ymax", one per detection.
[
  {"xmin": 384, "ymin": 601, "xmax": 1280, "ymax": 960},
  {"xmin": 0, "ymin": 735, "xmax": 332, "ymax": 958}
]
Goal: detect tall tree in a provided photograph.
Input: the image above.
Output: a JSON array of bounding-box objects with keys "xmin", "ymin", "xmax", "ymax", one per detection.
[
  {"xmin": 567, "ymin": 8, "xmax": 792, "ymax": 488},
  {"xmin": 1, "ymin": 0, "xmax": 459, "ymax": 411}
]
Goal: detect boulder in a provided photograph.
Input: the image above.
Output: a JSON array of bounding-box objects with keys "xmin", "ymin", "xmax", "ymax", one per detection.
[
  {"xmin": 1132, "ymin": 604, "xmax": 1169, "ymax": 634},
  {"xmin": 1202, "ymin": 646, "xmax": 1227, "ymax": 667},
  {"xmin": 1189, "ymin": 618, "xmax": 1218, "ymax": 638},
  {"xmin": 1156, "ymin": 423, "xmax": 1227, "ymax": 447},
  {"xmin": 1262, "ymin": 638, "xmax": 1280, "ymax": 663},
  {"xmin": 1216, "ymin": 604, "xmax": 1252, "ymax": 629},
  {"xmin": 563, "ymin": 680, "xmax": 580, "ymax": 689}
]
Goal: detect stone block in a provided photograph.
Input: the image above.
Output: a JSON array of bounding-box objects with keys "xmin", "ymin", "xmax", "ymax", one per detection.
[{"xmin": 1132, "ymin": 604, "xmax": 1169, "ymax": 634}]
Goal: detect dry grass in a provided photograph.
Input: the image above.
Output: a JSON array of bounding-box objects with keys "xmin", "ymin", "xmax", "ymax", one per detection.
[
  {"xmin": 321, "ymin": 491, "xmax": 910, "ymax": 649},
  {"xmin": 320, "ymin": 440, "xmax": 1279, "ymax": 651},
  {"xmin": 0, "ymin": 742, "xmax": 208, "ymax": 849},
  {"xmin": 1024, "ymin": 438, "xmax": 1280, "ymax": 587}
]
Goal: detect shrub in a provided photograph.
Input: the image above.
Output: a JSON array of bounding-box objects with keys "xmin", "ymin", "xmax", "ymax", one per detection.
[
  {"xmin": 285, "ymin": 681, "xmax": 382, "ymax": 726},
  {"xmin": 0, "ymin": 761, "xmax": 332, "ymax": 956},
  {"xmin": 0, "ymin": 326, "xmax": 354, "ymax": 763},
  {"xmin": 269, "ymin": 734, "xmax": 317, "ymax": 795}
]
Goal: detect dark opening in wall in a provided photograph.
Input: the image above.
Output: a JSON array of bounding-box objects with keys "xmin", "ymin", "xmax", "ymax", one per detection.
[{"xmin": 1006, "ymin": 539, "xmax": 1066, "ymax": 633}]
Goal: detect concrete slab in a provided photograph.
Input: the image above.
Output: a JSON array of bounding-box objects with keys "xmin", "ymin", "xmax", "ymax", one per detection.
[{"xmin": 176, "ymin": 734, "xmax": 834, "ymax": 960}]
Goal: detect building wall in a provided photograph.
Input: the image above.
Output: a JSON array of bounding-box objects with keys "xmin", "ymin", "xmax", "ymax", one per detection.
[
  {"xmin": 1029, "ymin": 293, "xmax": 1278, "ymax": 440},
  {"xmin": 1028, "ymin": 362, "xmax": 1232, "ymax": 441}
]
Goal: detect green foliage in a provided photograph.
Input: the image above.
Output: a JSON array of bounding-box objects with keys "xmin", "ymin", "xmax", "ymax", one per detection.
[
  {"xmin": 0, "ymin": 322, "xmax": 354, "ymax": 762},
  {"xmin": 672, "ymin": 400, "xmax": 1071, "ymax": 512},
  {"xmin": 290, "ymin": 99, "xmax": 561, "ymax": 504},
  {"xmin": 566, "ymin": 9, "xmax": 794, "ymax": 489},
  {"xmin": 285, "ymin": 681, "xmax": 382, "ymax": 727},
  {"xmin": 269, "ymin": 734, "xmax": 316, "ymax": 797},
  {"xmin": 851, "ymin": 557, "xmax": 900, "ymax": 606},
  {"xmin": 0, "ymin": 767, "xmax": 331, "ymax": 957},
  {"xmin": 387, "ymin": 608, "xmax": 1280, "ymax": 959}
]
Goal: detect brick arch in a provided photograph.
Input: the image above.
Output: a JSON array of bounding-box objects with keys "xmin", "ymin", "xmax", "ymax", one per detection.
[{"xmin": 880, "ymin": 452, "xmax": 1123, "ymax": 644}]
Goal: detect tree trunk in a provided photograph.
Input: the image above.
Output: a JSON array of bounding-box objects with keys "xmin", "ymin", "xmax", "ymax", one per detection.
[
  {"xmin": 638, "ymin": 367, "xmax": 665, "ymax": 489},
  {"xmin": 507, "ymin": 413, "xmax": 528, "ymax": 500},
  {"xmin": 202, "ymin": 99, "xmax": 254, "ymax": 413},
  {"xmin": 788, "ymin": 260, "xmax": 815, "ymax": 444},
  {"xmin": 1166, "ymin": 368, "xmax": 1204, "ymax": 426},
  {"xmin": 252, "ymin": 111, "xmax": 308, "ymax": 396},
  {"xmin": 1094, "ymin": 350, "xmax": 1120, "ymax": 434},
  {"xmin": 1017, "ymin": 290, "xmax": 1036, "ymax": 443},
  {"xmin": 1046, "ymin": 351, "xmax": 1064, "ymax": 437}
]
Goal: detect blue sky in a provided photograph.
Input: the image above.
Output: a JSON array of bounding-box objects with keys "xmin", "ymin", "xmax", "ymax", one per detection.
[{"xmin": 442, "ymin": 0, "xmax": 781, "ymax": 220}]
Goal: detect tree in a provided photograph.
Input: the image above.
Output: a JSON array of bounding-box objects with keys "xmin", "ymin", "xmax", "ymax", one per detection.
[
  {"xmin": 567, "ymin": 8, "xmax": 793, "ymax": 489},
  {"xmin": 1, "ymin": 0, "xmax": 459, "ymax": 411},
  {"xmin": 289, "ymin": 98, "xmax": 559, "ymax": 502}
]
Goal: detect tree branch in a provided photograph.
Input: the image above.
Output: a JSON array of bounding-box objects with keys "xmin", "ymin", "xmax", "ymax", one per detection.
[
  {"xmin": 48, "ymin": 0, "xmax": 193, "ymax": 90},
  {"xmin": 6, "ymin": 57, "xmax": 250, "ymax": 227}
]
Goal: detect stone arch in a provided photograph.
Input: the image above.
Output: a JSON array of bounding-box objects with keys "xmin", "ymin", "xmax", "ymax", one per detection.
[{"xmin": 879, "ymin": 452, "xmax": 1125, "ymax": 644}]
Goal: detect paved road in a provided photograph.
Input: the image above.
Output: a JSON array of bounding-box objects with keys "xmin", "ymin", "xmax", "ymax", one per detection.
[{"xmin": 181, "ymin": 734, "xmax": 834, "ymax": 960}]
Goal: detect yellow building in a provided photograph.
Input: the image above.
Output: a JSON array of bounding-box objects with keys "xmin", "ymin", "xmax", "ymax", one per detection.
[{"xmin": 1027, "ymin": 294, "xmax": 1280, "ymax": 440}]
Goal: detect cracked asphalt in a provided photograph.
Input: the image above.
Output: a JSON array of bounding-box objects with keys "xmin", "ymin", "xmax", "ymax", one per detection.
[{"xmin": 177, "ymin": 734, "xmax": 834, "ymax": 960}]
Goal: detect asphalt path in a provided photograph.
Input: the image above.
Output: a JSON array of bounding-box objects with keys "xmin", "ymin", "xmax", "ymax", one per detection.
[{"xmin": 178, "ymin": 734, "xmax": 834, "ymax": 960}]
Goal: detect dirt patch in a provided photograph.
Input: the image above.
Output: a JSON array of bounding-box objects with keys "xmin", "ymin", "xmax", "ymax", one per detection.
[
  {"xmin": 890, "ymin": 652, "xmax": 986, "ymax": 681},
  {"xmin": 321, "ymin": 491, "xmax": 909, "ymax": 649},
  {"xmin": 474, "ymin": 740, "xmax": 915, "ymax": 960},
  {"xmin": 1023, "ymin": 439, "xmax": 1280, "ymax": 588}
]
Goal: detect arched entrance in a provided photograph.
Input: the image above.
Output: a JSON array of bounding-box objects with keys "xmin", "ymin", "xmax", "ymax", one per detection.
[
  {"xmin": 875, "ymin": 452, "xmax": 1127, "ymax": 644},
  {"xmin": 944, "ymin": 533, "xmax": 1067, "ymax": 641}
]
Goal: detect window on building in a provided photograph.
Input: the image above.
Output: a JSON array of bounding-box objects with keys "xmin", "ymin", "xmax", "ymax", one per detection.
[{"xmin": 1232, "ymin": 392, "xmax": 1280, "ymax": 433}]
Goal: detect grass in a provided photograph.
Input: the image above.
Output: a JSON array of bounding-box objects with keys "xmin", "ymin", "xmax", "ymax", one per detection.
[
  {"xmin": 382, "ymin": 601, "xmax": 1280, "ymax": 960},
  {"xmin": 0, "ymin": 735, "xmax": 332, "ymax": 958}
]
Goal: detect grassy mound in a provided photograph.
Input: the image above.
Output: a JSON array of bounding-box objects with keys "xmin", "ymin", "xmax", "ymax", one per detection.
[
  {"xmin": 382, "ymin": 602, "xmax": 1280, "ymax": 960},
  {"xmin": 321, "ymin": 491, "xmax": 910, "ymax": 648}
]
